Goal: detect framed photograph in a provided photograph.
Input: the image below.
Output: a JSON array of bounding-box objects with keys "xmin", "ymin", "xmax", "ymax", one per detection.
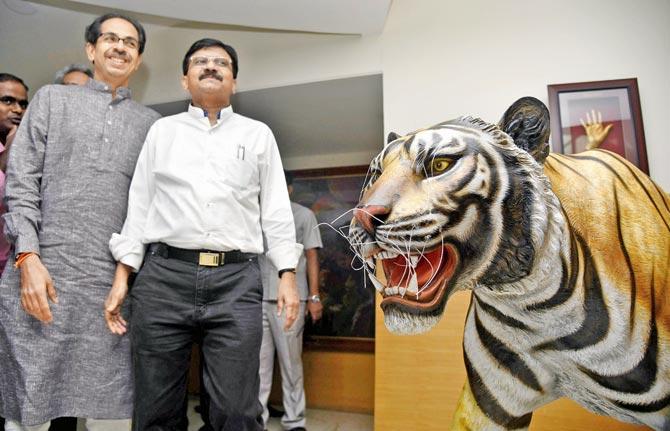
[
  {"xmin": 547, "ymin": 78, "xmax": 648, "ymax": 173},
  {"xmin": 289, "ymin": 165, "xmax": 375, "ymax": 352}
]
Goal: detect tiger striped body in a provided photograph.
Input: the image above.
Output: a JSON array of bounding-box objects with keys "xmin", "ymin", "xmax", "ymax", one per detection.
[{"xmin": 349, "ymin": 98, "xmax": 670, "ymax": 430}]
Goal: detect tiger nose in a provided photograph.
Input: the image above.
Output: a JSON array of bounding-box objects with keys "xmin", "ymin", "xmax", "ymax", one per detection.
[{"xmin": 354, "ymin": 205, "xmax": 390, "ymax": 234}]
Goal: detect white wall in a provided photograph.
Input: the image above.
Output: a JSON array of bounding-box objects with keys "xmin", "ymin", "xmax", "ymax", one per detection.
[
  {"xmin": 380, "ymin": 0, "xmax": 670, "ymax": 188},
  {"xmin": 217, "ymin": 0, "xmax": 670, "ymax": 187}
]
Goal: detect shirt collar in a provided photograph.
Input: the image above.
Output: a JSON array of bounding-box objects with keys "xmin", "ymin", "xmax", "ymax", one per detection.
[
  {"xmin": 188, "ymin": 104, "xmax": 234, "ymax": 124},
  {"xmin": 85, "ymin": 79, "xmax": 132, "ymax": 100}
]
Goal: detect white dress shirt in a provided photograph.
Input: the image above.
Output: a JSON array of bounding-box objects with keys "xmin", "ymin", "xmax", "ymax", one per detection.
[{"xmin": 110, "ymin": 104, "xmax": 302, "ymax": 272}]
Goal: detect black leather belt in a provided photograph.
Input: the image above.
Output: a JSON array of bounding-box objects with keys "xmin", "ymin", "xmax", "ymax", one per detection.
[{"xmin": 149, "ymin": 243, "xmax": 256, "ymax": 267}]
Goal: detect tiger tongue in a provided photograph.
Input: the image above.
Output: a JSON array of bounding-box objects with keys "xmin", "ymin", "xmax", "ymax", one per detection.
[{"xmin": 381, "ymin": 247, "xmax": 445, "ymax": 288}]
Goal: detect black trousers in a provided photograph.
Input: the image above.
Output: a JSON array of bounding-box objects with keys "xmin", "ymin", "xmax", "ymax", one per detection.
[{"xmin": 130, "ymin": 249, "xmax": 264, "ymax": 431}]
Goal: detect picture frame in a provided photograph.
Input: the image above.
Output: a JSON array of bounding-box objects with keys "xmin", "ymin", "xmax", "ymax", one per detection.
[
  {"xmin": 289, "ymin": 165, "xmax": 375, "ymax": 353},
  {"xmin": 547, "ymin": 78, "xmax": 648, "ymax": 173}
]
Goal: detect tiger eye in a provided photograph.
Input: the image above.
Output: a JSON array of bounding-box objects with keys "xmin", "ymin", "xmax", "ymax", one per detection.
[{"xmin": 431, "ymin": 158, "xmax": 452, "ymax": 174}]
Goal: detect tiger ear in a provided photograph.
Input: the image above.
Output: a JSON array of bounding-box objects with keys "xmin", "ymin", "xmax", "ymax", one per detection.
[
  {"xmin": 387, "ymin": 132, "xmax": 400, "ymax": 145},
  {"xmin": 499, "ymin": 97, "xmax": 551, "ymax": 164}
]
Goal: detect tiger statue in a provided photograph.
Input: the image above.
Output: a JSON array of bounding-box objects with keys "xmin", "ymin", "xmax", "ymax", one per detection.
[{"xmin": 348, "ymin": 97, "xmax": 669, "ymax": 430}]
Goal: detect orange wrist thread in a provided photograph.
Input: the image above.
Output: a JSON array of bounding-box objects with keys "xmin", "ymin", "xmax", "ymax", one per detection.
[{"xmin": 14, "ymin": 252, "xmax": 37, "ymax": 269}]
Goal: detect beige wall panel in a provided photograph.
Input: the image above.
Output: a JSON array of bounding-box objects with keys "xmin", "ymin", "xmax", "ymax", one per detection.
[
  {"xmin": 374, "ymin": 291, "xmax": 471, "ymax": 430},
  {"xmin": 270, "ymin": 350, "xmax": 375, "ymax": 413}
]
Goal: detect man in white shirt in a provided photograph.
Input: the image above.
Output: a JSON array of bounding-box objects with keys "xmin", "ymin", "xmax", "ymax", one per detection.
[{"xmin": 104, "ymin": 38, "xmax": 301, "ymax": 431}]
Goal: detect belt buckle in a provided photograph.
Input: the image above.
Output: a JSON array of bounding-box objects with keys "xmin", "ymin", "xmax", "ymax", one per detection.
[{"xmin": 199, "ymin": 252, "xmax": 220, "ymax": 266}]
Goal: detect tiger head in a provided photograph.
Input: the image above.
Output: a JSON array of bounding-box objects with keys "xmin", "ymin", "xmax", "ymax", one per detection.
[{"xmin": 349, "ymin": 97, "xmax": 556, "ymax": 334}]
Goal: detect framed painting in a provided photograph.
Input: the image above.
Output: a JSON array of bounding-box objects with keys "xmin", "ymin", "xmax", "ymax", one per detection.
[
  {"xmin": 289, "ymin": 165, "xmax": 374, "ymax": 352},
  {"xmin": 547, "ymin": 78, "xmax": 648, "ymax": 173}
]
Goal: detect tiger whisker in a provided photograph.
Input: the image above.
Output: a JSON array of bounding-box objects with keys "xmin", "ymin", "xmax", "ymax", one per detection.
[
  {"xmin": 417, "ymin": 236, "xmax": 445, "ymax": 295},
  {"xmin": 324, "ymin": 207, "xmax": 358, "ymax": 226}
]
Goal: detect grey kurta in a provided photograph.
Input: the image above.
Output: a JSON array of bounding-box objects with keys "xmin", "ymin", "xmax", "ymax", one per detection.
[{"xmin": 0, "ymin": 80, "xmax": 159, "ymax": 425}]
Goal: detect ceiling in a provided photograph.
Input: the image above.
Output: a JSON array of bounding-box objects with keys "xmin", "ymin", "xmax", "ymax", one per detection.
[{"xmin": 3, "ymin": 0, "xmax": 391, "ymax": 34}]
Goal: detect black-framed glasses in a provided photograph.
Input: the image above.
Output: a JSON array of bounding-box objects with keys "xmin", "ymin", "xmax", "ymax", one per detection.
[
  {"xmin": 189, "ymin": 56, "xmax": 233, "ymax": 69},
  {"xmin": 0, "ymin": 96, "xmax": 28, "ymax": 110},
  {"xmin": 98, "ymin": 32, "xmax": 140, "ymax": 50}
]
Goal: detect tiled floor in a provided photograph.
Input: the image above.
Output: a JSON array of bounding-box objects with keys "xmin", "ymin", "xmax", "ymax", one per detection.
[{"xmin": 186, "ymin": 398, "xmax": 373, "ymax": 431}]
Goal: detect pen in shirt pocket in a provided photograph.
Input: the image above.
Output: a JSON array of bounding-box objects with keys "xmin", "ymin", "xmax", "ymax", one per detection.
[{"xmin": 237, "ymin": 145, "xmax": 245, "ymax": 160}]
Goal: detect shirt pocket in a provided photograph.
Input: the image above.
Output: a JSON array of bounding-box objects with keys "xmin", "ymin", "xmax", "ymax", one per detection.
[{"xmin": 211, "ymin": 153, "xmax": 259, "ymax": 190}]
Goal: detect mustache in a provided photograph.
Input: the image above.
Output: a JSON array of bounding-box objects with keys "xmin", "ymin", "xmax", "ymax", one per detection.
[
  {"xmin": 106, "ymin": 49, "xmax": 130, "ymax": 61},
  {"xmin": 199, "ymin": 71, "xmax": 223, "ymax": 81}
]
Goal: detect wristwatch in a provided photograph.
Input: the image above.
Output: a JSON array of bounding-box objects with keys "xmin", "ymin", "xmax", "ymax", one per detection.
[
  {"xmin": 278, "ymin": 268, "xmax": 296, "ymax": 278},
  {"xmin": 309, "ymin": 294, "xmax": 321, "ymax": 304}
]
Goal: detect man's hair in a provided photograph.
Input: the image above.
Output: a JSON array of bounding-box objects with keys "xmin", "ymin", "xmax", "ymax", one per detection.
[
  {"xmin": 0, "ymin": 73, "xmax": 28, "ymax": 92},
  {"xmin": 53, "ymin": 64, "xmax": 94, "ymax": 84},
  {"xmin": 284, "ymin": 171, "xmax": 294, "ymax": 187},
  {"xmin": 182, "ymin": 38, "xmax": 239, "ymax": 79},
  {"xmin": 85, "ymin": 13, "xmax": 147, "ymax": 54}
]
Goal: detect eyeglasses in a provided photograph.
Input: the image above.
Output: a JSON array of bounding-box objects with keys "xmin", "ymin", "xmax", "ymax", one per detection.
[
  {"xmin": 0, "ymin": 96, "xmax": 28, "ymax": 110},
  {"xmin": 98, "ymin": 32, "xmax": 140, "ymax": 50},
  {"xmin": 189, "ymin": 56, "xmax": 233, "ymax": 69}
]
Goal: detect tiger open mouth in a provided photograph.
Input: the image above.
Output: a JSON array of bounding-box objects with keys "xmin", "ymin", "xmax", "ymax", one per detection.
[{"xmin": 367, "ymin": 244, "xmax": 459, "ymax": 312}]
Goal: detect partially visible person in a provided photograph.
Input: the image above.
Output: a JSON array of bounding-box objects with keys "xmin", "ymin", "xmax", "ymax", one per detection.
[
  {"xmin": 258, "ymin": 172, "xmax": 323, "ymax": 431},
  {"xmin": 0, "ymin": 72, "xmax": 28, "ymax": 431},
  {"xmin": 0, "ymin": 73, "xmax": 28, "ymax": 275},
  {"xmin": 104, "ymin": 37, "xmax": 301, "ymax": 431},
  {"xmin": 0, "ymin": 73, "xmax": 28, "ymax": 172},
  {"xmin": 0, "ymin": 12, "xmax": 159, "ymax": 431},
  {"xmin": 53, "ymin": 63, "xmax": 93, "ymax": 86}
]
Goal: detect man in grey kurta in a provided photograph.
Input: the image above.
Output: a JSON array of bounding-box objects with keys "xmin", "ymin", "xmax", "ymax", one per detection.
[{"xmin": 0, "ymin": 13, "xmax": 159, "ymax": 430}]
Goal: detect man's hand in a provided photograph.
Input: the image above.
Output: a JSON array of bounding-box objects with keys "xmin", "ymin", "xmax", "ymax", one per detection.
[
  {"xmin": 19, "ymin": 254, "xmax": 57, "ymax": 323},
  {"xmin": 304, "ymin": 248, "xmax": 322, "ymax": 323},
  {"xmin": 307, "ymin": 300, "xmax": 323, "ymax": 323},
  {"xmin": 104, "ymin": 263, "xmax": 132, "ymax": 335},
  {"xmin": 276, "ymin": 272, "xmax": 299, "ymax": 330},
  {"xmin": 6, "ymin": 124, "xmax": 17, "ymax": 147}
]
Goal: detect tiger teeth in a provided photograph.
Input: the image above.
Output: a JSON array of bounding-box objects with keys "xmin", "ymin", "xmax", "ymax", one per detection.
[
  {"xmin": 407, "ymin": 273, "xmax": 419, "ymax": 295},
  {"xmin": 399, "ymin": 287, "xmax": 407, "ymax": 297},
  {"xmin": 410, "ymin": 256, "xmax": 419, "ymax": 268},
  {"xmin": 368, "ymin": 273, "xmax": 385, "ymax": 293},
  {"xmin": 384, "ymin": 286, "xmax": 400, "ymax": 296}
]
